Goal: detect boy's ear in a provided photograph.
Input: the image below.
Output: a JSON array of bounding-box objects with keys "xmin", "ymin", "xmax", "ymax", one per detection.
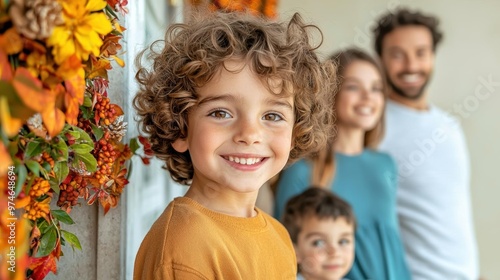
[{"xmin": 172, "ymin": 138, "xmax": 188, "ymax": 153}]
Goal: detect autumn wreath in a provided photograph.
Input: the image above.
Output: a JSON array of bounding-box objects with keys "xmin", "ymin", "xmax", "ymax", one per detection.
[{"xmin": 0, "ymin": 0, "xmax": 151, "ymax": 279}]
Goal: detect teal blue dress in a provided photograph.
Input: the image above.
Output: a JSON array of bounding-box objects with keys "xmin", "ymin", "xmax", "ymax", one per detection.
[{"xmin": 274, "ymin": 149, "xmax": 411, "ymax": 280}]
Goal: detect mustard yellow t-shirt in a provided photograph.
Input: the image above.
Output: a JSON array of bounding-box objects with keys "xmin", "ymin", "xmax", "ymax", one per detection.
[{"xmin": 134, "ymin": 196, "xmax": 297, "ymax": 280}]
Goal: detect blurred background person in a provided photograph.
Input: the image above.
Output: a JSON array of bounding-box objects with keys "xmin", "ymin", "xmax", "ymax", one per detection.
[
  {"xmin": 274, "ymin": 48, "xmax": 411, "ymax": 280},
  {"xmin": 373, "ymin": 8, "xmax": 479, "ymax": 280}
]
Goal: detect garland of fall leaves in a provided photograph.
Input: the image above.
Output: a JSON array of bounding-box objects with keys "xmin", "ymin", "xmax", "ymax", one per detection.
[
  {"xmin": 190, "ymin": 0, "xmax": 278, "ymax": 18},
  {"xmin": 0, "ymin": 0, "xmax": 152, "ymax": 279}
]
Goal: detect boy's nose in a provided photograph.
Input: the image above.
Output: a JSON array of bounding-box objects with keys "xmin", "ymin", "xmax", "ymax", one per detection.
[
  {"xmin": 233, "ymin": 118, "xmax": 263, "ymax": 145},
  {"xmin": 324, "ymin": 244, "xmax": 338, "ymax": 256}
]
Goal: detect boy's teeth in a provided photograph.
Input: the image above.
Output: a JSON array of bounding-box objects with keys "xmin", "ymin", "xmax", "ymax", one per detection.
[{"xmin": 227, "ymin": 156, "xmax": 262, "ymax": 165}]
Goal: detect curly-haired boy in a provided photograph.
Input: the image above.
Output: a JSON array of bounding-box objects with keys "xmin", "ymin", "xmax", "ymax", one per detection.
[{"xmin": 133, "ymin": 11, "xmax": 336, "ymax": 279}]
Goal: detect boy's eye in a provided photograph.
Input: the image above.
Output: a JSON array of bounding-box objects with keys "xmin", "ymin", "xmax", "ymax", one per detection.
[
  {"xmin": 262, "ymin": 113, "xmax": 283, "ymax": 121},
  {"xmin": 209, "ymin": 110, "xmax": 231, "ymax": 119},
  {"xmin": 312, "ymin": 239, "xmax": 326, "ymax": 247},
  {"xmin": 339, "ymin": 238, "xmax": 351, "ymax": 246}
]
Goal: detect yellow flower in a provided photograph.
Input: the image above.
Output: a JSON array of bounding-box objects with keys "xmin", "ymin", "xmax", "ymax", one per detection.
[{"xmin": 47, "ymin": 0, "xmax": 113, "ymax": 64}]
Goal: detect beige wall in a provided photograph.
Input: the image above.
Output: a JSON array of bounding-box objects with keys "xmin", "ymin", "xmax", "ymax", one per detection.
[{"xmin": 278, "ymin": 0, "xmax": 500, "ymax": 278}]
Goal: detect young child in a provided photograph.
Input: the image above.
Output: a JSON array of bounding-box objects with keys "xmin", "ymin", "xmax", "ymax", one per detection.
[
  {"xmin": 274, "ymin": 48, "xmax": 411, "ymax": 279},
  {"xmin": 132, "ymin": 11, "xmax": 336, "ymax": 279},
  {"xmin": 283, "ymin": 187, "xmax": 356, "ymax": 280}
]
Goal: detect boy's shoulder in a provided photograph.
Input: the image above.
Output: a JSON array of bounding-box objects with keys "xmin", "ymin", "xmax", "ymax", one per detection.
[
  {"xmin": 135, "ymin": 197, "xmax": 296, "ymax": 279},
  {"xmin": 154, "ymin": 197, "xmax": 288, "ymax": 241}
]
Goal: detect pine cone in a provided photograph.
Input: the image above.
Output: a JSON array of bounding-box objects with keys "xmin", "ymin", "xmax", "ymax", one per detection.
[
  {"xmin": 107, "ymin": 115, "xmax": 127, "ymax": 142},
  {"xmin": 9, "ymin": 0, "xmax": 64, "ymax": 40},
  {"xmin": 69, "ymin": 157, "xmax": 92, "ymax": 176},
  {"xmin": 27, "ymin": 113, "xmax": 48, "ymax": 139}
]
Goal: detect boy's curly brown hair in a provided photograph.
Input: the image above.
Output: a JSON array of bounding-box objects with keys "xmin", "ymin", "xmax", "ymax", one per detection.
[{"xmin": 133, "ymin": 11, "xmax": 336, "ymax": 185}]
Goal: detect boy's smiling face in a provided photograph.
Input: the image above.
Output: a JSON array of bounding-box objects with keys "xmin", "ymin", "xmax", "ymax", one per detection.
[
  {"xmin": 295, "ymin": 216, "xmax": 355, "ymax": 280},
  {"xmin": 173, "ymin": 60, "xmax": 294, "ymax": 200}
]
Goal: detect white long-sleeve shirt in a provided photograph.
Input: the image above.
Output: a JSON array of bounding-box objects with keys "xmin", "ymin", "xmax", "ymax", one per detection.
[{"xmin": 379, "ymin": 100, "xmax": 479, "ymax": 280}]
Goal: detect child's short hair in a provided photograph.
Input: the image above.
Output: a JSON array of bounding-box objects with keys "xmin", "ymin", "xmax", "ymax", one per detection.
[
  {"xmin": 282, "ymin": 187, "xmax": 356, "ymax": 243},
  {"xmin": 133, "ymin": 12, "xmax": 336, "ymax": 185},
  {"xmin": 373, "ymin": 8, "xmax": 443, "ymax": 56}
]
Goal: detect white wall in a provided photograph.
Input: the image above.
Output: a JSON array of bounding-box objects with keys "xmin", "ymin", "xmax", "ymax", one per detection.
[{"xmin": 278, "ymin": 0, "xmax": 500, "ymax": 278}]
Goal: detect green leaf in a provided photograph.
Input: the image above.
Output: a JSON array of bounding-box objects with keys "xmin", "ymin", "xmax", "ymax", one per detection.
[
  {"xmin": 52, "ymin": 210, "xmax": 75, "ymax": 225},
  {"xmin": 129, "ymin": 138, "xmax": 140, "ymax": 154},
  {"xmin": 126, "ymin": 160, "xmax": 133, "ymax": 180},
  {"xmin": 37, "ymin": 219, "xmax": 49, "ymax": 233},
  {"xmin": 53, "ymin": 137, "xmax": 69, "ymax": 160},
  {"xmin": 80, "ymin": 107, "xmax": 94, "ymax": 121},
  {"xmin": 83, "ymin": 95, "xmax": 92, "ymax": 107},
  {"xmin": 25, "ymin": 159, "xmax": 40, "ymax": 177},
  {"xmin": 23, "ymin": 176, "xmax": 35, "ymax": 196},
  {"xmin": 70, "ymin": 143, "xmax": 94, "ymax": 155},
  {"xmin": 75, "ymin": 153, "xmax": 97, "ymax": 172},
  {"xmin": 105, "ymin": 4, "xmax": 119, "ymax": 19},
  {"xmin": 41, "ymin": 161, "xmax": 51, "ymax": 172},
  {"xmin": 49, "ymin": 177, "xmax": 60, "ymax": 194},
  {"xmin": 25, "ymin": 140, "xmax": 43, "ymax": 158},
  {"xmin": 61, "ymin": 230, "xmax": 82, "ymax": 251},
  {"xmin": 91, "ymin": 124, "xmax": 104, "ymax": 141},
  {"xmin": 54, "ymin": 161, "xmax": 69, "ymax": 185},
  {"xmin": 36, "ymin": 226, "xmax": 58, "ymax": 257},
  {"xmin": 14, "ymin": 164, "xmax": 27, "ymax": 196},
  {"xmin": 7, "ymin": 135, "xmax": 19, "ymax": 155},
  {"xmin": 71, "ymin": 126, "xmax": 93, "ymax": 144},
  {"xmin": 66, "ymin": 130, "xmax": 81, "ymax": 140},
  {"xmin": 39, "ymin": 162, "xmax": 50, "ymax": 179}
]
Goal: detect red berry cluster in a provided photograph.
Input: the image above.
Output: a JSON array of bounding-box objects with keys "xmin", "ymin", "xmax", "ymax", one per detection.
[
  {"xmin": 57, "ymin": 175, "xmax": 87, "ymax": 209},
  {"xmin": 94, "ymin": 132, "xmax": 118, "ymax": 185},
  {"xmin": 94, "ymin": 93, "xmax": 117, "ymax": 126}
]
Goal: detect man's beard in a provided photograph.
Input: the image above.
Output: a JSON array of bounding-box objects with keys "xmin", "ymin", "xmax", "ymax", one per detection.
[{"xmin": 387, "ymin": 72, "xmax": 430, "ymax": 100}]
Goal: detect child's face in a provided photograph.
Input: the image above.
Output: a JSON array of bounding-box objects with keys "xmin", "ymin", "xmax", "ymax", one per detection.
[
  {"xmin": 295, "ymin": 216, "xmax": 355, "ymax": 280},
  {"xmin": 336, "ymin": 60, "xmax": 384, "ymax": 132},
  {"xmin": 173, "ymin": 60, "xmax": 294, "ymax": 196}
]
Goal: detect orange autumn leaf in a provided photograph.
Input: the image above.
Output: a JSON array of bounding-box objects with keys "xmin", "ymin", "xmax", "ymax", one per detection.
[
  {"xmin": 111, "ymin": 103, "xmax": 124, "ymax": 116},
  {"xmin": 28, "ymin": 248, "xmax": 58, "ymax": 279},
  {"xmin": 101, "ymin": 34, "xmax": 122, "ymax": 57},
  {"xmin": 0, "ymin": 28, "xmax": 23, "ymax": 55},
  {"xmin": 101, "ymin": 194, "xmax": 117, "ymax": 215},
  {"xmin": 108, "ymin": 165, "xmax": 129, "ymax": 194},
  {"xmin": 0, "ymin": 96, "xmax": 23, "ymax": 137},
  {"xmin": 0, "ymin": 141, "xmax": 13, "ymax": 175},
  {"xmin": 57, "ymin": 55, "xmax": 84, "ymax": 80},
  {"xmin": 64, "ymin": 67, "xmax": 85, "ymax": 125},
  {"xmin": 42, "ymin": 107, "xmax": 65, "ymax": 138},
  {"xmin": 64, "ymin": 95, "xmax": 80, "ymax": 126},
  {"xmin": 64, "ymin": 67, "xmax": 85, "ymax": 104},
  {"xmin": 29, "ymin": 224, "xmax": 42, "ymax": 257},
  {"xmin": 12, "ymin": 67, "xmax": 52, "ymax": 112},
  {"xmin": 14, "ymin": 195, "xmax": 30, "ymax": 209},
  {"xmin": 0, "ymin": 49, "xmax": 13, "ymax": 80},
  {"xmin": 41, "ymin": 85, "xmax": 66, "ymax": 137},
  {"xmin": 87, "ymin": 57, "xmax": 111, "ymax": 79}
]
